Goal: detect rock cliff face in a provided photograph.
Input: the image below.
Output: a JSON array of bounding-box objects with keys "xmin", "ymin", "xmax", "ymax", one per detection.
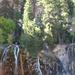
[
  {"xmin": 26, "ymin": 46, "xmax": 63, "ymax": 75},
  {"xmin": 27, "ymin": 44, "xmax": 75, "ymax": 75},
  {"xmin": 1, "ymin": 44, "xmax": 75, "ymax": 75},
  {"xmin": 53, "ymin": 44, "xmax": 75, "ymax": 75}
]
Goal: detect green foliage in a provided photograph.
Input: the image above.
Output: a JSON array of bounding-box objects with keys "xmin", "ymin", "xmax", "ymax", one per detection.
[
  {"xmin": 27, "ymin": 36, "xmax": 42, "ymax": 57},
  {"xmin": 0, "ymin": 29, "xmax": 2, "ymax": 43},
  {"xmin": 21, "ymin": 0, "xmax": 75, "ymax": 57},
  {"xmin": 23, "ymin": 0, "xmax": 34, "ymax": 31},
  {"xmin": 8, "ymin": 50, "xmax": 14, "ymax": 56},
  {"xmin": 0, "ymin": 17, "xmax": 6, "ymax": 28},
  {"xmin": 13, "ymin": 7, "xmax": 22, "ymax": 42},
  {"xmin": 19, "ymin": 49, "xmax": 22, "ymax": 53},
  {"xmin": 7, "ymin": 34, "xmax": 13, "ymax": 44},
  {"xmin": 65, "ymin": 38, "xmax": 70, "ymax": 44},
  {"xmin": 66, "ymin": 0, "xmax": 74, "ymax": 17},
  {"xmin": 70, "ymin": 32, "xmax": 75, "ymax": 37},
  {"xmin": 37, "ymin": 0, "xmax": 68, "ymax": 44},
  {"xmin": 8, "ymin": 4, "xmax": 14, "ymax": 20},
  {"xmin": 20, "ymin": 0, "xmax": 26, "ymax": 17},
  {"xmin": 0, "ymin": 17, "xmax": 16, "ymax": 44},
  {"xmin": 25, "ymin": 50, "xmax": 27, "ymax": 54},
  {"xmin": 14, "ymin": 9, "xmax": 20, "ymax": 21},
  {"xmin": 0, "ymin": 0, "xmax": 10, "ymax": 18},
  {"xmin": 20, "ymin": 33, "xmax": 27, "ymax": 46},
  {"xmin": 13, "ymin": 0, "xmax": 20, "ymax": 5},
  {"xmin": 20, "ymin": 32, "xmax": 43, "ymax": 57}
]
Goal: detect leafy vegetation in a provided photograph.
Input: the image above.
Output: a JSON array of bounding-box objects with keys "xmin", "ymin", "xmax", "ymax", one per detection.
[
  {"xmin": 0, "ymin": 17, "xmax": 16, "ymax": 44},
  {"xmin": 20, "ymin": 0, "xmax": 75, "ymax": 56},
  {"xmin": 8, "ymin": 50, "xmax": 14, "ymax": 56}
]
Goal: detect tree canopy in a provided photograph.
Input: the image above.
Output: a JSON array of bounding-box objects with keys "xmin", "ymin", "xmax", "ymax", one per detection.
[
  {"xmin": 20, "ymin": 0, "xmax": 75, "ymax": 56},
  {"xmin": 0, "ymin": 0, "xmax": 75, "ymax": 56},
  {"xmin": 0, "ymin": 17, "xmax": 16, "ymax": 44}
]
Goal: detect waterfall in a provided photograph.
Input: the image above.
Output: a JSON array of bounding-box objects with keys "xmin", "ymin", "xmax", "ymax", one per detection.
[
  {"xmin": 1, "ymin": 45, "xmax": 12, "ymax": 62},
  {"xmin": 14, "ymin": 45, "xmax": 19, "ymax": 75},
  {"xmin": 1, "ymin": 44, "xmax": 20, "ymax": 75},
  {"xmin": 1, "ymin": 48, "xmax": 9, "ymax": 62},
  {"xmin": 67, "ymin": 47, "xmax": 69, "ymax": 55},
  {"xmin": 37, "ymin": 55, "xmax": 42, "ymax": 75}
]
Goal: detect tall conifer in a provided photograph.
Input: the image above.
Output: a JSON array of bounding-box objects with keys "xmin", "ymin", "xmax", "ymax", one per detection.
[{"xmin": 0, "ymin": 0, "xmax": 10, "ymax": 18}]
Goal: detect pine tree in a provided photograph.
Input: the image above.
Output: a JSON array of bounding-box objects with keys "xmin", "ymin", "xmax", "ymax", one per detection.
[
  {"xmin": 8, "ymin": 4, "xmax": 14, "ymax": 20},
  {"xmin": 21, "ymin": 0, "xmax": 43, "ymax": 57},
  {"xmin": 22, "ymin": 0, "xmax": 33, "ymax": 47},
  {"xmin": 0, "ymin": 0, "xmax": 10, "ymax": 18},
  {"xmin": 23, "ymin": 0, "xmax": 34, "ymax": 31},
  {"xmin": 14, "ymin": 8, "xmax": 21, "ymax": 42},
  {"xmin": 67, "ymin": 0, "xmax": 75, "ymax": 43},
  {"xmin": 37, "ymin": 0, "xmax": 69, "ymax": 44},
  {"xmin": 12, "ymin": 0, "xmax": 23, "ymax": 43},
  {"xmin": 13, "ymin": 0, "xmax": 20, "ymax": 5},
  {"xmin": 20, "ymin": 0, "xmax": 26, "ymax": 18}
]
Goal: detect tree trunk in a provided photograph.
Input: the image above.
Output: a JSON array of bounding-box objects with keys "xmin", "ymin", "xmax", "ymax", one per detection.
[
  {"xmin": 20, "ymin": 53, "xmax": 24, "ymax": 75},
  {"xmin": 33, "ymin": 0, "xmax": 36, "ymax": 18}
]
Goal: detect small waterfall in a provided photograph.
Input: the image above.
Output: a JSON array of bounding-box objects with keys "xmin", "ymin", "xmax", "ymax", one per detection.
[
  {"xmin": 67, "ymin": 47, "xmax": 69, "ymax": 55},
  {"xmin": 1, "ymin": 45, "xmax": 12, "ymax": 62},
  {"xmin": 1, "ymin": 44, "xmax": 20, "ymax": 75},
  {"xmin": 14, "ymin": 45, "xmax": 19, "ymax": 75},
  {"xmin": 37, "ymin": 55, "xmax": 42, "ymax": 75}
]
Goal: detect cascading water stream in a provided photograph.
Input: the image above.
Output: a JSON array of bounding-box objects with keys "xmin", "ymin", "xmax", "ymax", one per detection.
[
  {"xmin": 14, "ymin": 45, "xmax": 19, "ymax": 75},
  {"xmin": 1, "ymin": 45, "xmax": 12, "ymax": 62},
  {"xmin": 1, "ymin": 44, "xmax": 20, "ymax": 75},
  {"xmin": 37, "ymin": 55, "xmax": 42, "ymax": 75}
]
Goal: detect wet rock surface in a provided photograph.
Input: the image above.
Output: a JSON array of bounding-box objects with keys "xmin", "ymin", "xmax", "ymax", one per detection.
[
  {"xmin": 0, "ymin": 44, "xmax": 63, "ymax": 75},
  {"xmin": 4, "ymin": 55, "xmax": 15, "ymax": 75},
  {"xmin": 53, "ymin": 44, "xmax": 75, "ymax": 75},
  {"xmin": 0, "ymin": 44, "xmax": 75, "ymax": 75},
  {"xmin": 1, "ymin": 51, "xmax": 37, "ymax": 75}
]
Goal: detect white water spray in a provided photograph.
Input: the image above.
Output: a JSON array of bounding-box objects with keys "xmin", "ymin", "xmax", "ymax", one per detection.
[
  {"xmin": 14, "ymin": 45, "xmax": 19, "ymax": 75},
  {"xmin": 1, "ymin": 45, "xmax": 12, "ymax": 62},
  {"xmin": 1, "ymin": 44, "xmax": 20, "ymax": 75}
]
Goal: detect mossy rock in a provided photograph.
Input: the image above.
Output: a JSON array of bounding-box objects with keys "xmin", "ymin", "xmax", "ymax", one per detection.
[
  {"xmin": 7, "ymin": 50, "xmax": 14, "ymax": 56},
  {"xmin": 65, "ymin": 46, "xmax": 69, "ymax": 50},
  {"xmin": 25, "ymin": 50, "xmax": 27, "ymax": 54},
  {"xmin": 19, "ymin": 45, "xmax": 24, "ymax": 50},
  {"xmin": 19, "ymin": 49, "xmax": 22, "ymax": 53}
]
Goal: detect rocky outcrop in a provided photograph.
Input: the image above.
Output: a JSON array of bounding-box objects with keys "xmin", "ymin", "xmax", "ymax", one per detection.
[
  {"xmin": 0, "ymin": 45, "xmax": 37, "ymax": 75},
  {"xmin": 53, "ymin": 44, "xmax": 75, "ymax": 75},
  {"xmin": 26, "ymin": 49, "xmax": 63, "ymax": 75},
  {"xmin": 1, "ymin": 44, "xmax": 75, "ymax": 75}
]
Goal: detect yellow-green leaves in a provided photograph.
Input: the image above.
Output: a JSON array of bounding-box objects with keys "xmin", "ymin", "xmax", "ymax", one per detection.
[
  {"xmin": 23, "ymin": 0, "xmax": 33, "ymax": 33},
  {"xmin": 0, "ymin": 17, "xmax": 16, "ymax": 44},
  {"xmin": 0, "ymin": 29, "xmax": 3, "ymax": 43}
]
